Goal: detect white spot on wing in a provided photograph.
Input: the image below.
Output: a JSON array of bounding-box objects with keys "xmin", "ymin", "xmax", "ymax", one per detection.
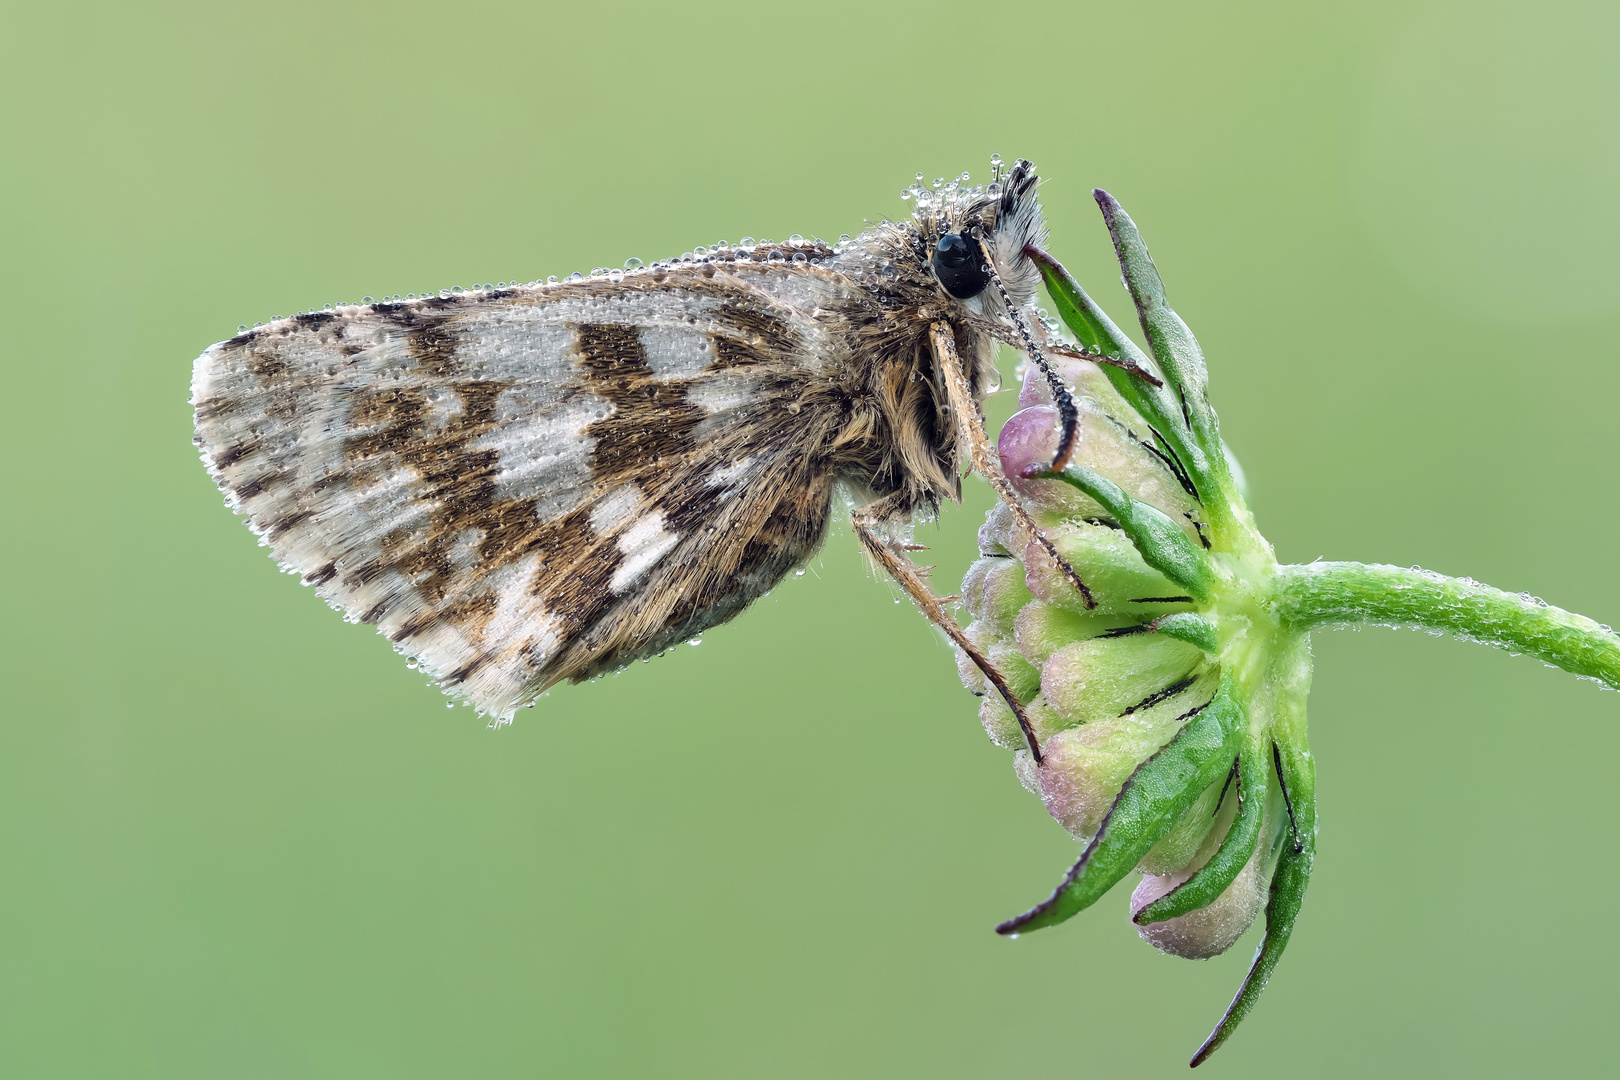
[
  {"xmin": 476, "ymin": 385, "xmax": 599, "ymax": 516},
  {"xmin": 611, "ymin": 513, "xmax": 680, "ymax": 593},
  {"xmin": 706, "ymin": 457, "xmax": 756, "ymax": 489},
  {"xmin": 687, "ymin": 372, "xmax": 763, "ymax": 415},
  {"xmin": 445, "ymin": 529, "xmax": 486, "ymax": 570},
  {"xmin": 638, "ymin": 326, "xmax": 714, "ymax": 379},
  {"xmin": 590, "ymin": 485, "xmax": 644, "ymax": 534}
]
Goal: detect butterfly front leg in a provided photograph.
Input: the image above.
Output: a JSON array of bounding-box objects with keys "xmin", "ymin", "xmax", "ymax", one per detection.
[
  {"xmin": 851, "ymin": 493, "xmax": 1045, "ymax": 763},
  {"xmin": 926, "ymin": 322, "xmax": 1095, "ymax": 610}
]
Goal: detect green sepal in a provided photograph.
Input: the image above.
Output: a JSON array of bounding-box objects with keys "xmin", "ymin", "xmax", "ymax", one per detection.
[
  {"xmin": 1024, "ymin": 246, "xmax": 1214, "ymax": 500},
  {"xmin": 1189, "ymin": 739, "xmax": 1317, "ymax": 1067},
  {"xmin": 1041, "ymin": 465, "xmax": 1214, "ymax": 602},
  {"xmin": 996, "ymin": 677, "xmax": 1245, "ymax": 936},
  {"xmin": 1150, "ymin": 611, "xmax": 1219, "ymax": 653},
  {"xmin": 1093, "ymin": 189, "xmax": 1228, "ymax": 485},
  {"xmin": 1133, "ymin": 737, "xmax": 1266, "ymax": 926}
]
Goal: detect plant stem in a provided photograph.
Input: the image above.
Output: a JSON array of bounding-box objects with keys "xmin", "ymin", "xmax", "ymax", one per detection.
[{"xmin": 1273, "ymin": 562, "xmax": 1620, "ymax": 690}]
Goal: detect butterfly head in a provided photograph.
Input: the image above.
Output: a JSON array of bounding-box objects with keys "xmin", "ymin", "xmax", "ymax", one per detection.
[{"xmin": 916, "ymin": 158, "xmax": 1047, "ymax": 314}]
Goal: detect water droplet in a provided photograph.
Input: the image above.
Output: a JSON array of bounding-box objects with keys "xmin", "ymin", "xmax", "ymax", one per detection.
[
  {"xmin": 900, "ymin": 188, "xmax": 913, "ymax": 200},
  {"xmin": 688, "ymin": 637, "xmax": 702, "ymax": 646},
  {"xmin": 768, "ymin": 249, "xmax": 785, "ymax": 262},
  {"xmin": 789, "ymin": 233, "xmax": 804, "ymax": 246},
  {"xmin": 932, "ymin": 177, "xmax": 944, "ymax": 189},
  {"xmin": 990, "ymin": 152, "xmax": 1003, "ymax": 167},
  {"xmin": 362, "ymin": 296, "xmax": 374, "ymax": 304},
  {"xmin": 792, "ymin": 251, "xmax": 807, "ymax": 264},
  {"xmin": 237, "ymin": 324, "xmax": 249, "ymax": 332},
  {"xmin": 547, "ymin": 275, "xmax": 559, "ymax": 284},
  {"xmin": 739, "ymin": 236, "xmax": 755, "ymax": 247},
  {"xmin": 608, "ymin": 268, "xmax": 624, "ymax": 283},
  {"xmin": 839, "ymin": 233, "xmax": 851, "ymax": 243},
  {"xmin": 450, "ymin": 285, "xmax": 463, "ymax": 294},
  {"xmin": 624, "ymin": 257, "xmax": 643, "ymax": 269},
  {"xmin": 568, "ymin": 272, "xmax": 583, "ymax": 282},
  {"xmin": 794, "ymin": 568, "xmax": 806, "ymax": 577},
  {"xmin": 446, "ymin": 701, "xmax": 455, "ymax": 709}
]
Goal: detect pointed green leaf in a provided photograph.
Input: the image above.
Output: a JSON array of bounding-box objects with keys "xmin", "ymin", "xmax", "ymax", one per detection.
[
  {"xmin": 1133, "ymin": 738, "xmax": 1266, "ymax": 926},
  {"xmin": 1151, "ymin": 611, "xmax": 1220, "ymax": 653},
  {"xmin": 1189, "ymin": 740, "xmax": 1317, "ymax": 1067},
  {"xmin": 996, "ymin": 679, "xmax": 1244, "ymax": 935},
  {"xmin": 1041, "ymin": 464, "xmax": 1214, "ymax": 602},
  {"xmin": 1093, "ymin": 190, "xmax": 1227, "ymax": 472},
  {"xmin": 1025, "ymin": 246, "xmax": 1216, "ymax": 501}
]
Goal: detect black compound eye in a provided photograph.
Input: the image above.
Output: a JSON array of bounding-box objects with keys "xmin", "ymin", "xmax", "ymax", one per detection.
[{"xmin": 932, "ymin": 232, "xmax": 990, "ymax": 299}]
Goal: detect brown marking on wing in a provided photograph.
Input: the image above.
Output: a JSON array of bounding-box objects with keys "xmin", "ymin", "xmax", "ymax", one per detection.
[
  {"xmin": 245, "ymin": 349, "xmax": 289, "ymax": 379},
  {"xmin": 708, "ymin": 302, "xmax": 802, "ymax": 369},
  {"xmin": 576, "ymin": 323, "xmax": 705, "ymax": 478},
  {"xmin": 231, "ymin": 472, "xmax": 282, "ymax": 502},
  {"xmin": 341, "ymin": 379, "xmax": 578, "ymax": 606},
  {"xmin": 407, "ymin": 323, "xmax": 462, "ymax": 377},
  {"xmin": 213, "ymin": 439, "xmax": 261, "ymax": 469}
]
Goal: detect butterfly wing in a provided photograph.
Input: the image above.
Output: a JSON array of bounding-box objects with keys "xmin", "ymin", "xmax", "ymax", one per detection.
[{"xmin": 193, "ymin": 274, "xmax": 844, "ymax": 721}]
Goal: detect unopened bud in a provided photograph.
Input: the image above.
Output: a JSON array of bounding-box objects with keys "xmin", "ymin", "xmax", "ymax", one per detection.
[
  {"xmin": 999, "ymin": 402, "xmax": 1199, "ymax": 527},
  {"xmin": 1041, "ymin": 634, "xmax": 1205, "ymax": 726},
  {"xmin": 1035, "ymin": 688, "xmax": 1203, "ymax": 839},
  {"xmin": 1130, "ymin": 822, "xmax": 1272, "ymax": 960},
  {"xmin": 1014, "ymin": 600, "xmax": 1135, "ymax": 665},
  {"xmin": 1023, "ymin": 521, "xmax": 1190, "ymax": 616}
]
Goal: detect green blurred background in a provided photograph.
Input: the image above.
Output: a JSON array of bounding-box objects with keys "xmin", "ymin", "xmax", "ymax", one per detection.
[{"xmin": 3, "ymin": 1, "xmax": 1616, "ymax": 1075}]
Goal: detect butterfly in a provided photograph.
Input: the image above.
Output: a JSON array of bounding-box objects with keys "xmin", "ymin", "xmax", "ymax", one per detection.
[{"xmin": 191, "ymin": 158, "xmax": 1099, "ymax": 750}]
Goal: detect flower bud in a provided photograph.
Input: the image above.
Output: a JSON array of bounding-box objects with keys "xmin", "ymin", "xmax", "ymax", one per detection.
[
  {"xmin": 1013, "ymin": 600, "xmax": 1135, "ymax": 665},
  {"xmin": 999, "ymin": 401, "xmax": 1199, "ymax": 529},
  {"xmin": 1023, "ymin": 521, "xmax": 1192, "ymax": 616},
  {"xmin": 1129, "ymin": 788, "xmax": 1281, "ymax": 961},
  {"xmin": 990, "ymin": 641, "xmax": 1041, "ymax": 702},
  {"xmin": 979, "ymin": 693, "xmax": 1067, "ymax": 751},
  {"xmin": 1041, "ymin": 634, "xmax": 1205, "ymax": 726},
  {"xmin": 1037, "ymin": 708, "xmax": 1188, "ymax": 840},
  {"xmin": 1130, "ymin": 846, "xmax": 1269, "ymax": 960},
  {"xmin": 1018, "ymin": 354, "xmax": 1136, "ymax": 420},
  {"xmin": 1030, "ymin": 671, "xmax": 1217, "ymax": 839},
  {"xmin": 977, "ymin": 500, "xmax": 1032, "ymax": 558},
  {"xmin": 963, "ymin": 556, "xmax": 1035, "ymax": 628},
  {"xmin": 997, "ymin": 406, "xmax": 1106, "ymax": 518}
]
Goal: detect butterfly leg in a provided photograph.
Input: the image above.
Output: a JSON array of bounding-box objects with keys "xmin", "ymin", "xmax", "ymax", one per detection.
[
  {"xmin": 852, "ymin": 494, "xmax": 1045, "ymax": 763},
  {"xmin": 927, "ymin": 322, "xmax": 1095, "ymax": 609}
]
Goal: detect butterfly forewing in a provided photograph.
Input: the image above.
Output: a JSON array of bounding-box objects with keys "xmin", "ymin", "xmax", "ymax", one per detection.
[{"xmin": 193, "ymin": 272, "xmax": 847, "ymax": 720}]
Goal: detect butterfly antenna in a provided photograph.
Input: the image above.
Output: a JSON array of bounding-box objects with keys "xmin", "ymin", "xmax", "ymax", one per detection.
[{"xmin": 976, "ymin": 235, "xmax": 1078, "ymax": 473}]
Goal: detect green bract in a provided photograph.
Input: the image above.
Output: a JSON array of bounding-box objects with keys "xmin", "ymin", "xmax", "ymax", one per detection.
[{"xmin": 955, "ymin": 189, "xmax": 1620, "ymax": 1066}]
